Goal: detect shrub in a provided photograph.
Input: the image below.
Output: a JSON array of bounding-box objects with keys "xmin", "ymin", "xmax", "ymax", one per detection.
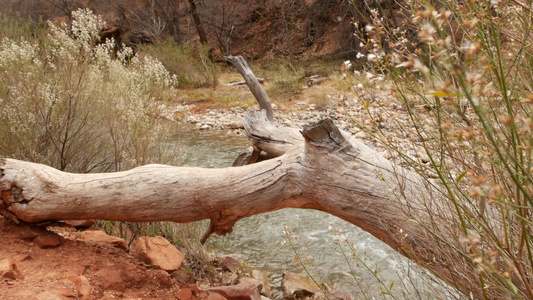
[
  {"xmin": 0, "ymin": 9, "xmax": 178, "ymax": 173},
  {"xmin": 349, "ymin": 0, "xmax": 533, "ymax": 298}
]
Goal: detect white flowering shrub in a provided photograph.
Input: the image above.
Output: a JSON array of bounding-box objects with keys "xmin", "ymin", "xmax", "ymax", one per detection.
[{"xmin": 0, "ymin": 9, "xmax": 178, "ymax": 172}]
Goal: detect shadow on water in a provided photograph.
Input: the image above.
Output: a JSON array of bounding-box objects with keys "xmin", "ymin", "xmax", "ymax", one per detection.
[{"xmin": 175, "ymin": 126, "xmax": 435, "ymax": 299}]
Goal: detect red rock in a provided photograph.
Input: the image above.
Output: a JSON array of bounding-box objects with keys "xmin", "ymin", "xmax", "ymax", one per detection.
[
  {"xmin": 131, "ymin": 236, "xmax": 184, "ymax": 272},
  {"xmin": 34, "ymin": 233, "xmax": 61, "ymax": 249},
  {"xmin": 67, "ymin": 275, "xmax": 92, "ymax": 300},
  {"xmin": 16, "ymin": 225, "xmax": 46, "ymax": 241},
  {"xmin": 0, "ymin": 258, "xmax": 24, "ymax": 280},
  {"xmin": 176, "ymin": 287, "xmax": 193, "ymax": 300},
  {"xmin": 153, "ymin": 269, "xmax": 172, "ymax": 288},
  {"xmin": 171, "ymin": 269, "xmax": 193, "ymax": 283},
  {"xmin": 206, "ymin": 292, "xmax": 228, "ymax": 300},
  {"xmin": 207, "ymin": 279, "xmax": 262, "ymax": 300},
  {"xmin": 78, "ymin": 228, "xmax": 128, "ymax": 250},
  {"xmin": 218, "ymin": 256, "xmax": 240, "ymax": 273}
]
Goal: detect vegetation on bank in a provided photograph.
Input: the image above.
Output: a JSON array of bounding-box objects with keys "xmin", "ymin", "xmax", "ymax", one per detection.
[
  {"xmin": 342, "ymin": 0, "xmax": 533, "ymax": 298},
  {"xmin": 1, "ymin": 0, "xmax": 533, "ymax": 298}
]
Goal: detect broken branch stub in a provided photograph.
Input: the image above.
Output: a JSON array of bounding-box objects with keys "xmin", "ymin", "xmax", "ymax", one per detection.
[{"xmin": 224, "ymin": 55, "xmax": 274, "ymax": 121}]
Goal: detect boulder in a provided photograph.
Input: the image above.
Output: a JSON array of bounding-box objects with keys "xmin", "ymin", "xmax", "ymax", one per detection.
[
  {"xmin": 78, "ymin": 228, "xmax": 128, "ymax": 250},
  {"xmin": 131, "ymin": 236, "xmax": 184, "ymax": 272},
  {"xmin": 34, "ymin": 233, "xmax": 61, "ymax": 249},
  {"xmin": 281, "ymin": 273, "xmax": 322, "ymax": 299},
  {"xmin": 218, "ymin": 255, "xmax": 240, "ymax": 273},
  {"xmin": 0, "ymin": 258, "xmax": 24, "ymax": 280},
  {"xmin": 251, "ymin": 270, "xmax": 271, "ymax": 297}
]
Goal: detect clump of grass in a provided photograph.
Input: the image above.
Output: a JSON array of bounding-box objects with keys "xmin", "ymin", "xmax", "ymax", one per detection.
[
  {"xmin": 258, "ymin": 60, "xmax": 305, "ymax": 100},
  {"xmin": 348, "ymin": 0, "xmax": 533, "ymax": 298},
  {"xmin": 140, "ymin": 38, "xmax": 218, "ymax": 89},
  {"xmin": 0, "ymin": 11, "xmax": 45, "ymax": 41}
]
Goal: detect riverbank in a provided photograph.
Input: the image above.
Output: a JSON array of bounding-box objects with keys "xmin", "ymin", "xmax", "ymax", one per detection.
[{"xmin": 162, "ymin": 74, "xmax": 435, "ymax": 167}]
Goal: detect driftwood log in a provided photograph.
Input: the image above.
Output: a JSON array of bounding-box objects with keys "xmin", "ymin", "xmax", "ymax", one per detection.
[{"xmin": 0, "ymin": 56, "xmax": 479, "ymax": 297}]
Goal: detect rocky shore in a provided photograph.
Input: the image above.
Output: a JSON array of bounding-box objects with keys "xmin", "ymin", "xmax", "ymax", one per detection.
[{"xmin": 160, "ymin": 92, "xmax": 434, "ymax": 166}]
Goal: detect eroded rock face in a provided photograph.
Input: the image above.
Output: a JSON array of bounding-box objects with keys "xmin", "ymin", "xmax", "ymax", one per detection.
[
  {"xmin": 131, "ymin": 236, "xmax": 184, "ymax": 272},
  {"xmin": 281, "ymin": 273, "xmax": 322, "ymax": 299}
]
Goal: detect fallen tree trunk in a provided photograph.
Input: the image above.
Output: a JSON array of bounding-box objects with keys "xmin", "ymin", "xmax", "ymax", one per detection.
[
  {"xmin": 0, "ymin": 114, "xmax": 473, "ymax": 296},
  {"xmin": 0, "ymin": 56, "xmax": 484, "ymax": 297}
]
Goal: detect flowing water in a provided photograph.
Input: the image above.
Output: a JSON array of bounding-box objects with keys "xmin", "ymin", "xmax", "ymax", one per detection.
[{"xmin": 176, "ymin": 127, "xmax": 436, "ymax": 299}]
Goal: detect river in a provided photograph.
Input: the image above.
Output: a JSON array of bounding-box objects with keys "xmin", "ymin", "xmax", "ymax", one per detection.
[{"xmin": 176, "ymin": 127, "xmax": 438, "ymax": 299}]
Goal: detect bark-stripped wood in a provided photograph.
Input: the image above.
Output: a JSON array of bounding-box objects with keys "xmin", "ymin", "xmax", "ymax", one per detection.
[{"xmin": 224, "ymin": 56, "xmax": 274, "ymax": 121}]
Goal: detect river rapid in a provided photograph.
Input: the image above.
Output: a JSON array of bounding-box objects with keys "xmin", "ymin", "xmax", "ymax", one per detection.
[{"xmin": 176, "ymin": 126, "xmax": 436, "ymax": 299}]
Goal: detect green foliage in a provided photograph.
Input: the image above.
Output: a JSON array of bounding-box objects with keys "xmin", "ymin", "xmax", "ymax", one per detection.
[{"xmin": 140, "ymin": 38, "xmax": 218, "ymax": 88}]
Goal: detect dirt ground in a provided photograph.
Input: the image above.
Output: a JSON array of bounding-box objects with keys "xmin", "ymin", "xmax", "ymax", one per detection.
[{"xmin": 0, "ymin": 217, "xmax": 196, "ymax": 299}]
